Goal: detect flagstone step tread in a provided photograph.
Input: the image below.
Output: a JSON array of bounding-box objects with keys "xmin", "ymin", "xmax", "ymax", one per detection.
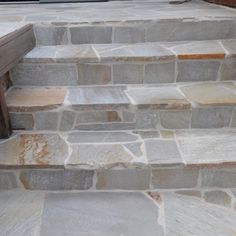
[
  {"xmin": 2, "ymin": 129, "xmax": 236, "ymax": 169},
  {"xmin": 6, "ymin": 82, "xmax": 236, "ymax": 112},
  {"xmin": 1, "ymin": 189, "xmax": 236, "ymax": 235},
  {"xmin": 20, "ymin": 40, "xmax": 236, "ymax": 63}
]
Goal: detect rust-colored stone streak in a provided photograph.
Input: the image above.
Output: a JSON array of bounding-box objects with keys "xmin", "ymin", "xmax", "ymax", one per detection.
[
  {"xmin": 178, "ymin": 53, "xmax": 225, "ymax": 60},
  {"xmin": 205, "ymin": 0, "xmax": 236, "ymax": 7}
]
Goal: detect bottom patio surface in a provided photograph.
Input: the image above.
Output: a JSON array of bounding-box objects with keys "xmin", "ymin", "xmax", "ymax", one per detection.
[{"xmin": 1, "ymin": 189, "xmax": 236, "ymax": 236}]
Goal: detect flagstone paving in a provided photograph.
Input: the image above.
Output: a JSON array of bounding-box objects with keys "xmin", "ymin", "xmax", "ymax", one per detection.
[{"xmin": 1, "ymin": 189, "xmax": 236, "ymax": 236}]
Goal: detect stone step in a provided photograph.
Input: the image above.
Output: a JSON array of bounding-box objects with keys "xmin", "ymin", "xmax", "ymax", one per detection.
[
  {"xmin": 33, "ymin": 18, "xmax": 236, "ymax": 46},
  {"xmin": 6, "ymin": 82, "xmax": 236, "ymax": 131},
  {"xmin": 11, "ymin": 39, "xmax": 236, "ymax": 86},
  {"xmin": 1, "ymin": 189, "xmax": 236, "ymax": 236},
  {"xmin": 1, "ymin": 129, "xmax": 236, "ymax": 190}
]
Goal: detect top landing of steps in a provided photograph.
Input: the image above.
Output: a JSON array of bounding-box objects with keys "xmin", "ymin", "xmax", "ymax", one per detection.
[{"xmin": 0, "ymin": 1, "xmax": 236, "ymax": 24}]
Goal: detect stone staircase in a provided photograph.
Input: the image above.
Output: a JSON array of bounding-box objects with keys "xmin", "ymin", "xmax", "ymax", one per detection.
[{"xmin": 1, "ymin": 1, "xmax": 236, "ymax": 234}]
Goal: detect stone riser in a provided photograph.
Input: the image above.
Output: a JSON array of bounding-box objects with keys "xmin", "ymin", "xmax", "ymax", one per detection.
[
  {"xmin": 1, "ymin": 167, "xmax": 236, "ymax": 191},
  {"xmin": 33, "ymin": 19, "xmax": 236, "ymax": 45},
  {"xmin": 11, "ymin": 58, "xmax": 236, "ymax": 86}
]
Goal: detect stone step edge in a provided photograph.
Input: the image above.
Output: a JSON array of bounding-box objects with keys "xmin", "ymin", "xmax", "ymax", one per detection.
[{"xmin": 21, "ymin": 39, "xmax": 236, "ymax": 64}]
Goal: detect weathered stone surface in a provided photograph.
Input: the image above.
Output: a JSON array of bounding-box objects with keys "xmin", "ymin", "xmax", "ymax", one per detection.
[
  {"xmin": 11, "ymin": 63, "xmax": 78, "ymax": 86},
  {"xmin": 127, "ymin": 87, "xmax": 189, "ymax": 109},
  {"xmin": 133, "ymin": 130, "xmax": 160, "ymax": 139},
  {"xmin": 77, "ymin": 64, "xmax": 111, "ymax": 85},
  {"xmin": 220, "ymin": 59, "xmax": 236, "ymax": 81},
  {"xmin": 152, "ymin": 168, "xmax": 199, "ymax": 189},
  {"xmin": 177, "ymin": 60, "xmax": 220, "ymax": 82},
  {"xmin": 113, "ymin": 64, "xmax": 144, "ymax": 84},
  {"xmin": 6, "ymin": 87, "xmax": 66, "ymax": 112},
  {"xmin": 20, "ymin": 169, "xmax": 93, "ymax": 190},
  {"xmin": 181, "ymin": 82, "xmax": 236, "ymax": 106},
  {"xmin": 160, "ymin": 130, "xmax": 175, "ymax": 139},
  {"xmin": 0, "ymin": 136, "xmax": 19, "ymax": 165},
  {"xmin": 146, "ymin": 20, "xmax": 235, "ymax": 42},
  {"xmin": 201, "ymin": 169, "xmax": 236, "ymax": 188},
  {"xmin": 96, "ymin": 168, "xmax": 150, "ymax": 190},
  {"xmin": 68, "ymin": 144, "xmax": 135, "ymax": 168},
  {"xmin": 40, "ymin": 192, "xmax": 163, "ymax": 236},
  {"xmin": 68, "ymin": 87, "xmax": 129, "ymax": 108},
  {"xmin": 146, "ymin": 140, "xmax": 182, "ymax": 166},
  {"xmin": 160, "ymin": 110, "xmax": 191, "ymax": 129},
  {"xmin": 177, "ymin": 131, "xmax": 236, "ymax": 165},
  {"xmin": 59, "ymin": 111, "xmax": 76, "ymax": 131},
  {"xmin": 144, "ymin": 61, "xmax": 175, "ymax": 83},
  {"xmin": 34, "ymin": 26, "xmax": 68, "ymax": 45},
  {"xmin": 191, "ymin": 106, "xmax": 232, "ymax": 129},
  {"xmin": 124, "ymin": 142, "xmax": 143, "ymax": 157},
  {"xmin": 0, "ymin": 190, "xmax": 44, "ymax": 235},
  {"xmin": 175, "ymin": 190, "xmax": 201, "ymax": 198},
  {"xmin": 164, "ymin": 193, "xmax": 236, "ymax": 236},
  {"xmin": 113, "ymin": 26, "xmax": 145, "ymax": 43},
  {"xmin": 204, "ymin": 190, "xmax": 231, "ymax": 207},
  {"xmin": 222, "ymin": 39, "xmax": 236, "ymax": 58},
  {"xmin": 135, "ymin": 110, "xmax": 159, "ymax": 129},
  {"xmin": 18, "ymin": 134, "xmax": 68, "ymax": 166},
  {"xmin": 67, "ymin": 131, "xmax": 138, "ymax": 143},
  {"xmin": 35, "ymin": 112, "xmax": 59, "ymax": 130},
  {"xmin": 230, "ymin": 109, "xmax": 236, "ymax": 127},
  {"xmin": 10, "ymin": 113, "xmax": 34, "ymax": 130},
  {"xmin": 70, "ymin": 26, "xmax": 112, "ymax": 44},
  {"xmin": 0, "ymin": 172, "xmax": 18, "ymax": 190}
]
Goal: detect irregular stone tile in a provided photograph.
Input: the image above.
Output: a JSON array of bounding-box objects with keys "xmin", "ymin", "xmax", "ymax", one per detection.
[
  {"xmin": 35, "ymin": 112, "xmax": 59, "ymax": 130},
  {"xmin": 177, "ymin": 131, "xmax": 236, "ymax": 165},
  {"xmin": 68, "ymin": 144, "xmax": 135, "ymax": 168},
  {"xmin": 152, "ymin": 168, "xmax": 199, "ymax": 189},
  {"xmin": 127, "ymin": 87, "xmax": 190, "ymax": 109},
  {"xmin": 0, "ymin": 172, "xmax": 18, "ymax": 190},
  {"xmin": 18, "ymin": 133, "xmax": 68, "ymax": 166},
  {"xmin": 177, "ymin": 60, "xmax": 220, "ymax": 82},
  {"xmin": 77, "ymin": 64, "xmax": 111, "ymax": 85},
  {"xmin": 160, "ymin": 110, "xmax": 191, "ymax": 129},
  {"xmin": 133, "ymin": 130, "xmax": 160, "ymax": 139},
  {"xmin": 113, "ymin": 64, "xmax": 144, "ymax": 84},
  {"xmin": 0, "ymin": 136, "xmax": 19, "ymax": 166},
  {"xmin": 34, "ymin": 26, "xmax": 68, "ymax": 45},
  {"xmin": 10, "ymin": 113, "xmax": 34, "ymax": 130},
  {"xmin": 181, "ymin": 82, "xmax": 236, "ymax": 106},
  {"xmin": 20, "ymin": 169, "xmax": 93, "ymax": 190},
  {"xmin": 122, "ymin": 111, "xmax": 135, "ymax": 122},
  {"xmin": 113, "ymin": 26, "xmax": 145, "ymax": 43},
  {"xmin": 201, "ymin": 169, "xmax": 236, "ymax": 188},
  {"xmin": 170, "ymin": 40, "xmax": 225, "ymax": 59},
  {"xmin": 11, "ymin": 63, "xmax": 78, "ymax": 86},
  {"xmin": 230, "ymin": 109, "xmax": 236, "ymax": 127},
  {"xmin": 76, "ymin": 110, "xmax": 121, "ymax": 123},
  {"xmin": 164, "ymin": 193, "xmax": 236, "ymax": 236},
  {"xmin": 59, "ymin": 110, "xmax": 76, "ymax": 131},
  {"xmin": 6, "ymin": 87, "xmax": 66, "ymax": 112},
  {"xmin": 96, "ymin": 43, "xmax": 174, "ymax": 62},
  {"xmin": 146, "ymin": 20, "xmax": 235, "ymax": 42},
  {"xmin": 144, "ymin": 61, "xmax": 175, "ymax": 83},
  {"xmin": 67, "ymin": 131, "xmax": 137, "ymax": 143},
  {"xmin": 160, "ymin": 130, "xmax": 175, "ymax": 139},
  {"xmin": 70, "ymin": 26, "xmax": 112, "ymax": 44},
  {"xmin": 0, "ymin": 190, "xmax": 44, "ymax": 235},
  {"xmin": 191, "ymin": 106, "xmax": 232, "ymax": 129},
  {"xmin": 68, "ymin": 86, "xmax": 129, "ymax": 109},
  {"xmin": 220, "ymin": 59, "xmax": 236, "ymax": 81},
  {"xmin": 175, "ymin": 190, "xmax": 201, "ymax": 198},
  {"xmin": 75, "ymin": 122, "xmax": 136, "ymax": 131},
  {"xmin": 40, "ymin": 192, "xmax": 163, "ymax": 236},
  {"xmin": 96, "ymin": 168, "xmax": 150, "ymax": 190},
  {"xmin": 146, "ymin": 140, "xmax": 182, "ymax": 166},
  {"xmin": 204, "ymin": 190, "xmax": 231, "ymax": 207},
  {"xmin": 124, "ymin": 142, "xmax": 143, "ymax": 157},
  {"xmin": 135, "ymin": 110, "xmax": 159, "ymax": 129},
  {"xmin": 222, "ymin": 39, "xmax": 236, "ymax": 58}
]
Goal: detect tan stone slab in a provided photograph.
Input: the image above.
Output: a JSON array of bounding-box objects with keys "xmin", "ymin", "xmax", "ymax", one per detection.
[
  {"xmin": 126, "ymin": 87, "xmax": 190, "ymax": 109},
  {"xmin": 180, "ymin": 82, "xmax": 236, "ymax": 106},
  {"xmin": 164, "ymin": 41, "xmax": 226, "ymax": 60},
  {"xmin": 6, "ymin": 87, "xmax": 66, "ymax": 112}
]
